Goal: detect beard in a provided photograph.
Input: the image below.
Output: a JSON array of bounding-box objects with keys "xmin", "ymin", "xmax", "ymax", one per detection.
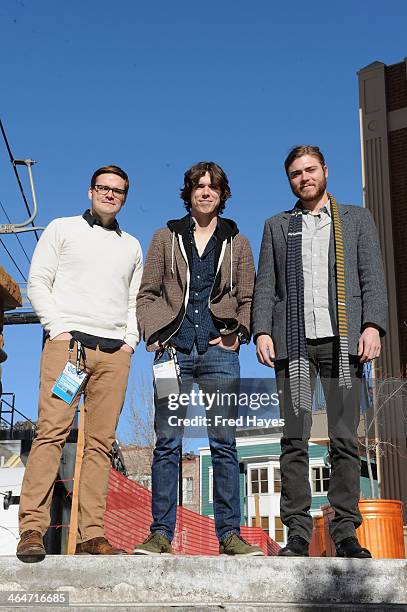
[{"xmin": 291, "ymin": 175, "xmax": 327, "ymax": 202}]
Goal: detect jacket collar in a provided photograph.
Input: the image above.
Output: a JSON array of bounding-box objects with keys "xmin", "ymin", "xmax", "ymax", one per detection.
[
  {"xmin": 167, "ymin": 213, "xmax": 239, "ymax": 241},
  {"xmin": 280, "ymin": 202, "xmax": 349, "ymax": 241}
]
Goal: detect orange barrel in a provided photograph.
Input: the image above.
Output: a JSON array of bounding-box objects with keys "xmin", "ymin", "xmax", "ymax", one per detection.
[
  {"xmin": 309, "ymin": 515, "xmax": 326, "ymax": 556},
  {"xmin": 356, "ymin": 499, "xmax": 405, "ymax": 559},
  {"xmin": 322, "ymin": 500, "xmax": 405, "ymax": 559}
]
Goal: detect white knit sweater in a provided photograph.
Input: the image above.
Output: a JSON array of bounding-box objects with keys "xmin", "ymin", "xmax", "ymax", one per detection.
[{"xmin": 27, "ymin": 215, "xmax": 143, "ymax": 349}]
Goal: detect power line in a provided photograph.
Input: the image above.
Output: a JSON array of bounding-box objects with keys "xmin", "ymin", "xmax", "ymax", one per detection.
[
  {"xmin": 0, "ymin": 198, "xmax": 31, "ymax": 265},
  {"xmin": 0, "ymin": 237, "xmax": 27, "ymax": 282},
  {"xmin": 0, "ymin": 119, "xmax": 39, "ymax": 241}
]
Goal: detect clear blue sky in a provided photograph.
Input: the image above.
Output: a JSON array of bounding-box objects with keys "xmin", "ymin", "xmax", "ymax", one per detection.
[{"xmin": 0, "ymin": 0, "xmax": 405, "ymax": 450}]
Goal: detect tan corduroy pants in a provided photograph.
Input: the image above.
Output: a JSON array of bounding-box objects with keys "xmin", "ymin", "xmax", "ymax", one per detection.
[{"xmin": 19, "ymin": 338, "xmax": 131, "ymax": 543}]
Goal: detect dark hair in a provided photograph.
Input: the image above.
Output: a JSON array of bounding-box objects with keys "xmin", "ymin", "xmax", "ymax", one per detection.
[
  {"xmin": 91, "ymin": 165, "xmax": 129, "ymax": 193},
  {"xmin": 284, "ymin": 145, "xmax": 326, "ymax": 176},
  {"xmin": 180, "ymin": 161, "xmax": 231, "ymax": 214}
]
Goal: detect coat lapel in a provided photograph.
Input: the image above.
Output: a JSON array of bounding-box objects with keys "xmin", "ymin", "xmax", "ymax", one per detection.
[
  {"xmin": 175, "ymin": 236, "xmax": 188, "ymax": 275},
  {"xmin": 339, "ymin": 205, "xmax": 349, "ymax": 229},
  {"xmin": 280, "ymin": 213, "xmax": 290, "ymax": 243},
  {"xmin": 280, "ymin": 204, "xmax": 348, "ymax": 247}
]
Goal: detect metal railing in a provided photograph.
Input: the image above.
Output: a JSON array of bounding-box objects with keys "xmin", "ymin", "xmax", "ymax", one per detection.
[
  {"xmin": 0, "ymin": 392, "xmax": 35, "ymax": 439},
  {"xmin": 3, "ymin": 282, "xmax": 40, "ymax": 325}
]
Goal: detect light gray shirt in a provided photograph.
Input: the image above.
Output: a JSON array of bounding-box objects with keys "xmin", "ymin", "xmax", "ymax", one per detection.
[{"xmin": 302, "ymin": 200, "xmax": 336, "ymax": 339}]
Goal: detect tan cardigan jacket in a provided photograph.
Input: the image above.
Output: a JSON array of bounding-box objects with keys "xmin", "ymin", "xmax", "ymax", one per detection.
[{"xmin": 137, "ymin": 215, "xmax": 255, "ymax": 351}]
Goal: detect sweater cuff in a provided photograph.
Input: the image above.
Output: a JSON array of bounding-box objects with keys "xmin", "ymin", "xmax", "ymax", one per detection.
[
  {"xmin": 253, "ymin": 332, "xmax": 272, "ymax": 345},
  {"xmin": 123, "ymin": 332, "xmax": 139, "ymax": 351}
]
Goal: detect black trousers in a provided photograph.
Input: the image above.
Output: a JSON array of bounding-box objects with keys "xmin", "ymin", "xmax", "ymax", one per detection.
[{"xmin": 275, "ymin": 337, "xmax": 363, "ymax": 544}]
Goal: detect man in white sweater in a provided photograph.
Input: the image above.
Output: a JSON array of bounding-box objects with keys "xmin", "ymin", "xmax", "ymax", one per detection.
[{"xmin": 16, "ymin": 165, "xmax": 143, "ymax": 562}]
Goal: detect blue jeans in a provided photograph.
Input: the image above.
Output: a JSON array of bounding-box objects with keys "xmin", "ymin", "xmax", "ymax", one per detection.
[{"xmin": 150, "ymin": 344, "xmax": 241, "ymax": 542}]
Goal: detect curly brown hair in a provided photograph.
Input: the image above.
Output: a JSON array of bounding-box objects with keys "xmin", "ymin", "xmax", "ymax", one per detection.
[{"xmin": 180, "ymin": 161, "xmax": 231, "ymax": 214}]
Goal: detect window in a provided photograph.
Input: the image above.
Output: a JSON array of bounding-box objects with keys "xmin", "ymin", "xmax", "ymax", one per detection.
[
  {"xmin": 250, "ymin": 467, "xmax": 268, "ymax": 494},
  {"xmin": 183, "ymin": 477, "xmax": 193, "ymax": 504},
  {"xmin": 312, "ymin": 466, "xmax": 330, "ymax": 493},
  {"xmin": 208, "ymin": 468, "xmax": 213, "ymax": 503},
  {"xmin": 274, "ymin": 516, "xmax": 284, "ymax": 543},
  {"xmin": 251, "ymin": 515, "xmax": 269, "ymax": 533},
  {"xmin": 273, "ymin": 468, "xmax": 281, "ymax": 493}
]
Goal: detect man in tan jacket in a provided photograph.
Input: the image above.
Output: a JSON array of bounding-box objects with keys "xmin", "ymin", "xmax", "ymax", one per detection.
[{"xmin": 134, "ymin": 161, "xmax": 262, "ymax": 555}]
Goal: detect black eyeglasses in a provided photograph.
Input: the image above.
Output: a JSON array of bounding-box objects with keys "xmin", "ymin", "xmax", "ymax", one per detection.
[{"xmin": 94, "ymin": 184, "xmax": 126, "ymax": 198}]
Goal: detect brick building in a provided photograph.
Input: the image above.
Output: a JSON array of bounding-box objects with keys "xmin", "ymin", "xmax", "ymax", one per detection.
[
  {"xmin": 358, "ymin": 58, "xmax": 407, "ymax": 516},
  {"xmin": 120, "ymin": 444, "xmax": 200, "ymax": 513},
  {"xmin": 121, "ymin": 445, "xmax": 154, "ymax": 490},
  {"xmin": 180, "ymin": 452, "xmax": 200, "ymax": 514}
]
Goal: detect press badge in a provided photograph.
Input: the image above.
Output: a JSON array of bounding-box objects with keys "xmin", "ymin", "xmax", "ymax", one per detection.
[
  {"xmin": 153, "ymin": 348, "xmax": 181, "ymax": 402},
  {"xmin": 52, "ymin": 340, "xmax": 88, "ymax": 405}
]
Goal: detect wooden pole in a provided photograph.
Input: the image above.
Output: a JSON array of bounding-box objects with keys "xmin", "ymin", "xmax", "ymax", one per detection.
[
  {"xmin": 372, "ymin": 361, "xmax": 382, "ymax": 499},
  {"xmin": 67, "ymin": 401, "xmax": 85, "ymax": 554}
]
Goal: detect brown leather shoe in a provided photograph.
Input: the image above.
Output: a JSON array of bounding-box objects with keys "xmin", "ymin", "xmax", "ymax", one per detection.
[
  {"xmin": 75, "ymin": 536, "xmax": 126, "ymax": 555},
  {"xmin": 16, "ymin": 530, "xmax": 46, "ymax": 563}
]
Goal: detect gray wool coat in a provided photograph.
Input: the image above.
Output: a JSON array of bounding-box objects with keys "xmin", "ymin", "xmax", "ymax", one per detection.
[{"xmin": 252, "ymin": 204, "xmax": 388, "ymax": 358}]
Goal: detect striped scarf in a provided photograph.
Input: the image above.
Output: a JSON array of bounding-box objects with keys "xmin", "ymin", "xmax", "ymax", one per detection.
[{"xmin": 286, "ymin": 193, "xmax": 352, "ymax": 414}]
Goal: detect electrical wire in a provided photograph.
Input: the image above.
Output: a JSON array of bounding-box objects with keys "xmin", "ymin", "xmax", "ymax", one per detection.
[
  {"xmin": 0, "ymin": 526, "xmax": 19, "ymax": 539},
  {"xmin": 0, "ymin": 198, "xmax": 31, "ymax": 265},
  {"xmin": 0, "ymin": 237, "xmax": 27, "ymax": 282},
  {"xmin": 0, "ymin": 119, "xmax": 39, "ymax": 241}
]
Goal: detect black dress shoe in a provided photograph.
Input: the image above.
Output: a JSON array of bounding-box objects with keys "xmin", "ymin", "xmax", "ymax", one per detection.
[
  {"xmin": 336, "ymin": 536, "xmax": 372, "ymax": 558},
  {"xmin": 278, "ymin": 535, "xmax": 309, "ymax": 557}
]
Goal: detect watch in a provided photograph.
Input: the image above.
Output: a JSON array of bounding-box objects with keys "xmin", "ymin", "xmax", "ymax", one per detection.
[{"xmin": 236, "ymin": 330, "xmax": 248, "ymax": 345}]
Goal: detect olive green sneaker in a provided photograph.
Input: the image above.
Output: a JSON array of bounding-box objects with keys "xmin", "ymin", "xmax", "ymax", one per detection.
[
  {"xmin": 133, "ymin": 532, "xmax": 172, "ymax": 555},
  {"xmin": 219, "ymin": 533, "xmax": 265, "ymax": 556}
]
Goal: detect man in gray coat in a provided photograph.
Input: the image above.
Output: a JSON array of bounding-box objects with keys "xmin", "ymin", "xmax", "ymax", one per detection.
[{"xmin": 253, "ymin": 145, "xmax": 387, "ymax": 558}]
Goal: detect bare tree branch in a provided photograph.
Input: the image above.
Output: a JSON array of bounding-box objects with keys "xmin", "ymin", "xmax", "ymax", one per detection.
[{"xmin": 120, "ymin": 370, "xmax": 155, "ymax": 487}]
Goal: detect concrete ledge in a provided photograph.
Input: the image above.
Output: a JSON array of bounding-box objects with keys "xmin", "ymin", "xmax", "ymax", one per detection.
[
  {"xmin": 1, "ymin": 556, "xmax": 406, "ymax": 610},
  {"xmin": 0, "ymin": 606, "xmax": 406, "ymax": 611}
]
